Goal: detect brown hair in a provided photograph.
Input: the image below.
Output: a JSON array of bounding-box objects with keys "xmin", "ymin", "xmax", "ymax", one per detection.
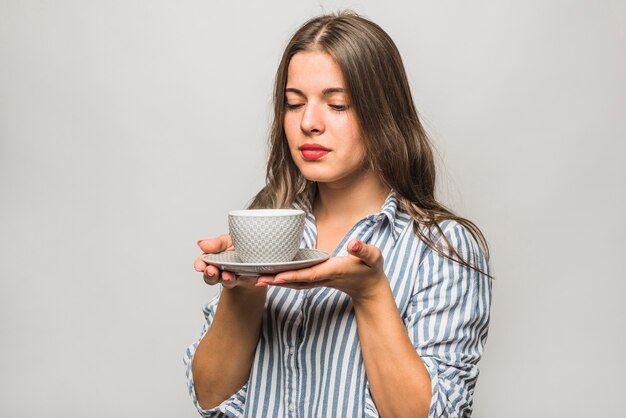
[{"xmin": 249, "ymin": 11, "xmax": 490, "ymax": 275}]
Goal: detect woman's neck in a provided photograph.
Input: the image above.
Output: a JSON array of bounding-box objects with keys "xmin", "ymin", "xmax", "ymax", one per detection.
[{"xmin": 313, "ymin": 171, "xmax": 390, "ymax": 226}]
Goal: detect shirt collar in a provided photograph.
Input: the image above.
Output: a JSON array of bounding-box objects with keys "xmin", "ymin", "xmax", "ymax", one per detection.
[
  {"xmin": 295, "ymin": 190, "xmax": 411, "ymax": 243},
  {"xmin": 372, "ymin": 191, "xmax": 411, "ymax": 242}
]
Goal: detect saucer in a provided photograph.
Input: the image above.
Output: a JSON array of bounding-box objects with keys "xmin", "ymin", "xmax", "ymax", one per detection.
[{"xmin": 202, "ymin": 249, "xmax": 330, "ymax": 276}]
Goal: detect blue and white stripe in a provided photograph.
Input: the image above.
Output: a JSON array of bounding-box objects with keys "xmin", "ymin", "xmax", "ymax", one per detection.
[{"xmin": 184, "ymin": 192, "xmax": 492, "ymax": 417}]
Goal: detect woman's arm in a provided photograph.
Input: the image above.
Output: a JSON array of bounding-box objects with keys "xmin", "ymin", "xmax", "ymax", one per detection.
[
  {"xmin": 258, "ymin": 240, "xmax": 431, "ymax": 417},
  {"xmin": 190, "ymin": 236, "xmax": 267, "ymax": 410},
  {"xmin": 352, "ymin": 278, "xmax": 432, "ymax": 418},
  {"xmin": 192, "ymin": 285, "xmax": 266, "ymax": 410}
]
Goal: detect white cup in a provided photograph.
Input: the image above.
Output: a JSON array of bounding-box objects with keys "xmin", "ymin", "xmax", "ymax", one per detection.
[{"xmin": 228, "ymin": 209, "xmax": 305, "ymax": 263}]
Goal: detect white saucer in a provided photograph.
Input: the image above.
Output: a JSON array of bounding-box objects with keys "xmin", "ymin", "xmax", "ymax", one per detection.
[{"xmin": 202, "ymin": 249, "xmax": 330, "ymax": 276}]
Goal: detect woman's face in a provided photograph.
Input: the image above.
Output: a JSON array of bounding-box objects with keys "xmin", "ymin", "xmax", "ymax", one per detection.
[{"xmin": 284, "ymin": 50, "xmax": 366, "ymax": 187}]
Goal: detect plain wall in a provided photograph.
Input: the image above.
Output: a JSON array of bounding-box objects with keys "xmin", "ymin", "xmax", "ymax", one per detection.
[{"xmin": 1, "ymin": 1, "xmax": 624, "ymax": 417}]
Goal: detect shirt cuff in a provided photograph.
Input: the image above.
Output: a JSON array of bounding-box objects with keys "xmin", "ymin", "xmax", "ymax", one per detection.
[
  {"xmin": 187, "ymin": 365, "xmax": 247, "ymax": 417},
  {"xmin": 421, "ymin": 356, "xmax": 444, "ymax": 418},
  {"xmin": 364, "ymin": 383, "xmax": 380, "ymax": 417},
  {"xmin": 184, "ymin": 344, "xmax": 247, "ymax": 417}
]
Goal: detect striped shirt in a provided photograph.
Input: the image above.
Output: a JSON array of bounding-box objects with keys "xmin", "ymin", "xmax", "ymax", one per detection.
[{"xmin": 184, "ymin": 192, "xmax": 492, "ymax": 417}]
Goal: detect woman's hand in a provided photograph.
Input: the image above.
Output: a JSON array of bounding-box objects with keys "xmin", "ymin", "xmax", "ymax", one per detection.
[
  {"xmin": 194, "ymin": 235, "xmax": 261, "ymax": 290},
  {"xmin": 256, "ymin": 239, "xmax": 388, "ymax": 303}
]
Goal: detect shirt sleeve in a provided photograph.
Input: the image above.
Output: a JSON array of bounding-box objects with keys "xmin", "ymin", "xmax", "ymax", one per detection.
[
  {"xmin": 404, "ymin": 221, "xmax": 492, "ymax": 418},
  {"xmin": 363, "ymin": 381, "xmax": 381, "ymax": 417},
  {"xmin": 183, "ymin": 288, "xmax": 248, "ymax": 417}
]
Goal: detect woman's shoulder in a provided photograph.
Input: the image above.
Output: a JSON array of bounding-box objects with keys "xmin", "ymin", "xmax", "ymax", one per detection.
[
  {"xmin": 410, "ymin": 217, "xmax": 489, "ymax": 266},
  {"xmin": 442, "ymin": 220, "xmax": 486, "ymax": 258}
]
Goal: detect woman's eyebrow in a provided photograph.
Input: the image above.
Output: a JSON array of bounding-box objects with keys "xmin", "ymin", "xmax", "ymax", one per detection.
[
  {"xmin": 285, "ymin": 87, "xmax": 347, "ymax": 96},
  {"xmin": 321, "ymin": 87, "xmax": 346, "ymax": 95},
  {"xmin": 285, "ymin": 88, "xmax": 305, "ymax": 97}
]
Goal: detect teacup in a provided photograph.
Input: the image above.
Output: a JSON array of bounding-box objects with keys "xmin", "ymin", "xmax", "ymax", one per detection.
[{"xmin": 228, "ymin": 209, "xmax": 305, "ymax": 263}]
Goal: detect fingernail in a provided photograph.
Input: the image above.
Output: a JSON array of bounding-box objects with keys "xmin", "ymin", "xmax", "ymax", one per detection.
[
  {"xmin": 197, "ymin": 240, "xmax": 203, "ymax": 246},
  {"xmin": 272, "ymin": 279, "xmax": 286, "ymax": 284},
  {"xmin": 206, "ymin": 270, "xmax": 215, "ymax": 277},
  {"xmin": 350, "ymin": 241, "xmax": 361, "ymax": 252},
  {"xmin": 255, "ymin": 281, "xmax": 269, "ymax": 287},
  {"xmin": 194, "ymin": 266, "xmax": 204, "ymax": 272}
]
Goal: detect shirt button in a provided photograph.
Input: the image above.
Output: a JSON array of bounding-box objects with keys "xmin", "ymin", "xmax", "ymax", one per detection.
[{"xmin": 288, "ymin": 403, "xmax": 295, "ymax": 412}]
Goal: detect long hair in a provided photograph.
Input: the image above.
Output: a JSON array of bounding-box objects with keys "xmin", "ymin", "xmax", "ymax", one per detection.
[{"xmin": 249, "ymin": 12, "xmax": 490, "ymax": 275}]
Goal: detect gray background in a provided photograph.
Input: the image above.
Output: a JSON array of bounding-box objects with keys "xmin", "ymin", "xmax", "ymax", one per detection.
[{"xmin": 1, "ymin": 1, "xmax": 624, "ymax": 417}]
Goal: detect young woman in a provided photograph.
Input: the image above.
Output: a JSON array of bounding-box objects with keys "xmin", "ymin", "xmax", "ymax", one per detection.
[{"xmin": 188, "ymin": 12, "xmax": 491, "ymax": 418}]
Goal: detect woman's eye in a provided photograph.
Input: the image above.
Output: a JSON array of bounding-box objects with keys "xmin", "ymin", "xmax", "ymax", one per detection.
[
  {"xmin": 285, "ymin": 103, "xmax": 303, "ymax": 110},
  {"xmin": 329, "ymin": 104, "xmax": 348, "ymax": 111}
]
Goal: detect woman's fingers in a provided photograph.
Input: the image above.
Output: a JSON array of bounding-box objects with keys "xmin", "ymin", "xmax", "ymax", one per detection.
[
  {"xmin": 201, "ymin": 265, "xmax": 240, "ymax": 284},
  {"xmin": 203, "ymin": 267, "xmax": 264, "ymax": 289},
  {"xmin": 197, "ymin": 234, "xmax": 234, "ymax": 254},
  {"xmin": 202, "ymin": 266, "xmax": 235, "ymax": 287},
  {"xmin": 195, "ymin": 234, "xmax": 246, "ymax": 288},
  {"xmin": 346, "ymin": 239, "xmax": 383, "ymax": 268},
  {"xmin": 257, "ymin": 242, "xmax": 384, "ymax": 287},
  {"xmin": 264, "ymin": 258, "xmax": 342, "ymax": 284},
  {"xmin": 271, "ymin": 279, "xmax": 334, "ymax": 290},
  {"xmin": 203, "ymin": 267, "xmax": 221, "ymax": 286},
  {"xmin": 195, "ymin": 234, "xmax": 233, "ymax": 277},
  {"xmin": 194, "ymin": 256, "xmax": 207, "ymax": 272},
  {"xmin": 220, "ymin": 272, "xmax": 237, "ymax": 289},
  {"xmin": 222, "ymin": 274, "xmax": 263, "ymax": 289}
]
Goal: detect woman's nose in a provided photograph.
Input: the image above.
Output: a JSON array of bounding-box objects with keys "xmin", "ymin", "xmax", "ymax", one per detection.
[{"xmin": 300, "ymin": 103, "xmax": 324, "ymax": 134}]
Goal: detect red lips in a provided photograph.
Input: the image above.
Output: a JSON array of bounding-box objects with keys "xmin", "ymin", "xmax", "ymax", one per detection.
[{"xmin": 299, "ymin": 143, "xmax": 330, "ymax": 161}]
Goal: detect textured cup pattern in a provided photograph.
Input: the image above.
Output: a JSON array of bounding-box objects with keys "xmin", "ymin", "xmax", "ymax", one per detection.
[{"xmin": 229, "ymin": 212, "xmax": 305, "ymax": 263}]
